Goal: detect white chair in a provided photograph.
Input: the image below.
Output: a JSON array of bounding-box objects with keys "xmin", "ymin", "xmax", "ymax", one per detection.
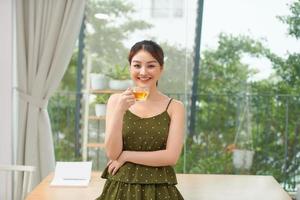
[{"xmin": 0, "ymin": 165, "xmax": 35, "ymax": 200}]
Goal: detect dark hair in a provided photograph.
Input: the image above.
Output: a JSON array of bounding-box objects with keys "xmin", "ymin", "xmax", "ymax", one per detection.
[{"xmin": 128, "ymin": 40, "xmax": 164, "ymax": 67}]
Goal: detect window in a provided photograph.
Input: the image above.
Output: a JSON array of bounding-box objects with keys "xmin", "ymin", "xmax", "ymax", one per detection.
[{"xmin": 151, "ymin": 0, "xmax": 184, "ymax": 18}]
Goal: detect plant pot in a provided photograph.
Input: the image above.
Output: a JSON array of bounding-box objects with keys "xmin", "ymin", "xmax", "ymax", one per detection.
[
  {"xmin": 95, "ymin": 104, "xmax": 106, "ymax": 116},
  {"xmin": 90, "ymin": 73, "xmax": 107, "ymax": 90},
  {"xmin": 109, "ymin": 79, "xmax": 132, "ymax": 90},
  {"xmin": 232, "ymin": 149, "xmax": 254, "ymax": 170}
]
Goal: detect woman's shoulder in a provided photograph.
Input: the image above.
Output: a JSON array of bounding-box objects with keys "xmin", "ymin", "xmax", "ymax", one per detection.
[
  {"xmin": 169, "ymin": 98, "xmax": 184, "ymax": 110},
  {"xmin": 169, "ymin": 98, "xmax": 183, "ymax": 105},
  {"xmin": 160, "ymin": 93, "xmax": 183, "ymax": 108},
  {"xmin": 167, "ymin": 97, "xmax": 185, "ymax": 116}
]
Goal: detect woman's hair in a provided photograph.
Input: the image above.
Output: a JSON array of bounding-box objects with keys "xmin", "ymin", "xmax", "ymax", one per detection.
[{"xmin": 128, "ymin": 40, "xmax": 164, "ymax": 67}]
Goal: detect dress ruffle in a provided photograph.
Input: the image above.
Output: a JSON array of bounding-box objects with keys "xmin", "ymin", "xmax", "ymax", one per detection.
[
  {"xmin": 101, "ymin": 162, "xmax": 177, "ymax": 184},
  {"xmin": 96, "ymin": 179, "xmax": 184, "ymax": 200}
]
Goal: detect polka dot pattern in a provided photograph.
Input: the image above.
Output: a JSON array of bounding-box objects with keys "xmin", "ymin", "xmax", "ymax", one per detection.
[
  {"xmin": 96, "ymin": 180, "xmax": 184, "ymax": 200},
  {"xmin": 97, "ymin": 107, "xmax": 183, "ymax": 199},
  {"xmin": 122, "ymin": 110, "xmax": 170, "ymax": 152},
  {"xmin": 102, "ymin": 163, "xmax": 177, "ymax": 184}
]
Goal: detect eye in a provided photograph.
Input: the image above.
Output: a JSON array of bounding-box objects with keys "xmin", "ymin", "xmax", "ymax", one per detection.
[
  {"xmin": 147, "ymin": 65, "xmax": 156, "ymax": 68},
  {"xmin": 133, "ymin": 64, "xmax": 141, "ymax": 68}
]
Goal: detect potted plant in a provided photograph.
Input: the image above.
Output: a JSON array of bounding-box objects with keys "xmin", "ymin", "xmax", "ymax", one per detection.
[
  {"xmin": 94, "ymin": 94, "xmax": 110, "ymax": 116},
  {"xmin": 106, "ymin": 64, "xmax": 132, "ymax": 90},
  {"xmin": 232, "ymin": 138, "xmax": 255, "ymax": 171},
  {"xmin": 232, "ymin": 96, "xmax": 255, "ymax": 172},
  {"xmin": 90, "ymin": 65, "xmax": 108, "ymax": 90}
]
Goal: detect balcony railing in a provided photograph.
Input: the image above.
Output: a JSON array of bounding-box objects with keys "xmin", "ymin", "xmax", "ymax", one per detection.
[{"xmin": 49, "ymin": 91, "xmax": 300, "ymax": 192}]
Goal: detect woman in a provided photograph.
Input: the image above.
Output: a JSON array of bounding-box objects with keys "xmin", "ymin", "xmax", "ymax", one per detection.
[{"xmin": 97, "ymin": 40, "xmax": 185, "ymax": 200}]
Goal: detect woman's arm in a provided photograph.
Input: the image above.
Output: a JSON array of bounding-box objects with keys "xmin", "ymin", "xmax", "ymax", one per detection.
[{"xmin": 104, "ymin": 89, "xmax": 135, "ymax": 160}]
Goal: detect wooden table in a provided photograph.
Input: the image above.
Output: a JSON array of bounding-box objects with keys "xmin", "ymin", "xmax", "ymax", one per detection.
[{"xmin": 26, "ymin": 172, "xmax": 291, "ymax": 200}]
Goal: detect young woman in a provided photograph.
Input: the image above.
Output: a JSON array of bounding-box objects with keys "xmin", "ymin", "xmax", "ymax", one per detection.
[{"xmin": 96, "ymin": 40, "xmax": 185, "ymax": 200}]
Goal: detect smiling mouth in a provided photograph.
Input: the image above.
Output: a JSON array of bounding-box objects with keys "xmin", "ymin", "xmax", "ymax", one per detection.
[{"xmin": 138, "ymin": 77, "xmax": 151, "ymax": 81}]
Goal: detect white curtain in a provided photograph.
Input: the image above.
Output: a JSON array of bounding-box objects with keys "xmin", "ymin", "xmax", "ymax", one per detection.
[{"xmin": 15, "ymin": 0, "xmax": 86, "ymax": 189}]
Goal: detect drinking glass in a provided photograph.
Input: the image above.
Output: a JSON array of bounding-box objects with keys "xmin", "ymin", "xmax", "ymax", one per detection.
[{"xmin": 132, "ymin": 86, "xmax": 149, "ymax": 101}]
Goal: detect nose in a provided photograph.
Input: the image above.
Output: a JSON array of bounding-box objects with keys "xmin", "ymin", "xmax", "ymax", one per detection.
[{"xmin": 139, "ymin": 66, "xmax": 147, "ymax": 75}]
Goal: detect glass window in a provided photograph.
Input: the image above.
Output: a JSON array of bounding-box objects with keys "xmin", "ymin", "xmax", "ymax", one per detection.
[
  {"xmin": 151, "ymin": 0, "xmax": 184, "ymax": 18},
  {"xmin": 173, "ymin": 0, "xmax": 184, "ymax": 17},
  {"xmin": 51, "ymin": 0, "xmax": 300, "ymax": 193},
  {"xmin": 151, "ymin": 0, "xmax": 170, "ymax": 18}
]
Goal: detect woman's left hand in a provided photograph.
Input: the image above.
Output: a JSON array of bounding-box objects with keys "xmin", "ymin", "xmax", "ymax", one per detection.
[{"xmin": 107, "ymin": 151, "xmax": 127, "ymax": 175}]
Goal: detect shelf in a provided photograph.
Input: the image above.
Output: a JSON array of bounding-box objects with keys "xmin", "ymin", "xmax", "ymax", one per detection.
[
  {"xmin": 83, "ymin": 76, "xmax": 124, "ymax": 162},
  {"xmin": 90, "ymin": 89, "xmax": 124, "ymax": 94},
  {"xmin": 87, "ymin": 142, "xmax": 105, "ymax": 149},
  {"xmin": 88, "ymin": 116, "xmax": 106, "ymax": 120}
]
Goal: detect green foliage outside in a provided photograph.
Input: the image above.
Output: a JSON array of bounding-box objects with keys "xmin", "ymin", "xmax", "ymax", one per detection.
[
  {"xmin": 176, "ymin": 1, "xmax": 300, "ymax": 190},
  {"xmin": 105, "ymin": 64, "xmax": 130, "ymax": 80},
  {"xmin": 278, "ymin": 0, "xmax": 300, "ymax": 40},
  {"xmin": 48, "ymin": 93, "xmax": 80, "ymax": 161},
  {"xmin": 59, "ymin": 49, "xmax": 78, "ymax": 91},
  {"xmin": 159, "ymin": 42, "xmax": 193, "ymax": 94}
]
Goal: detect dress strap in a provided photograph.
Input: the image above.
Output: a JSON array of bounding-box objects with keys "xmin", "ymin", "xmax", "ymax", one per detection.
[{"xmin": 165, "ymin": 98, "xmax": 173, "ymax": 111}]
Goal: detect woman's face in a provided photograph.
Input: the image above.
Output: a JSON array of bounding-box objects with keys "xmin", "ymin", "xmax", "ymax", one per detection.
[{"xmin": 130, "ymin": 50, "xmax": 163, "ymax": 88}]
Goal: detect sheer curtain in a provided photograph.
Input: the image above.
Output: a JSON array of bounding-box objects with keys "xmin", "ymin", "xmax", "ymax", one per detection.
[{"xmin": 15, "ymin": 0, "xmax": 86, "ymax": 192}]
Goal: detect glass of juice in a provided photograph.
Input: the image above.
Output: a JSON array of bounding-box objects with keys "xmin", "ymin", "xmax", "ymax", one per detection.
[{"xmin": 132, "ymin": 86, "xmax": 149, "ymax": 101}]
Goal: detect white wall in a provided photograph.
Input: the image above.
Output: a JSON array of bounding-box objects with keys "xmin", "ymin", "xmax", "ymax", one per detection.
[{"xmin": 0, "ymin": 0, "xmax": 13, "ymax": 199}]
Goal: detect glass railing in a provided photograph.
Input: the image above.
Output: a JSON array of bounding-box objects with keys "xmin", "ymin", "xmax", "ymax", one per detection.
[
  {"xmin": 175, "ymin": 93, "xmax": 300, "ymax": 192},
  {"xmin": 49, "ymin": 91, "xmax": 300, "ymax": 192}
]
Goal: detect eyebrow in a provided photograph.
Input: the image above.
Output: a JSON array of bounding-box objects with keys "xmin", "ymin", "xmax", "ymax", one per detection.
[{"xmin": 132, "ymin": 60, "xmax": 158, "ymax": 64}]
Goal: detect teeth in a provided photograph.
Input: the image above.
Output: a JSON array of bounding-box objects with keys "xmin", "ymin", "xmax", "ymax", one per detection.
[{"xmin": 139, "ymin": 77, "xmax": 150, "ymax": 81}]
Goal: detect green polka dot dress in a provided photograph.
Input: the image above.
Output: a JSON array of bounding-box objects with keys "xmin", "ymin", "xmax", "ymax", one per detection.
[{"xmin": 96, "ymin": 99, "xmax": 184, "ymax": 200}]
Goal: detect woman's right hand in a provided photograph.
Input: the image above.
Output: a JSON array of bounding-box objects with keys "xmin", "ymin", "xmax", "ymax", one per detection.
[{"xmin": 115, "ymin": 88, "xmax": 135, "ymax": 114}]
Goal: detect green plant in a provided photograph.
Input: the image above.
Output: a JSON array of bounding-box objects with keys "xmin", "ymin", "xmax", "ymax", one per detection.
[
  {"xmin": 91, "ymin": 65, "xmax": 103, "ymax": 73},
  {"xmin": 95, "ymin": 94, "xmax": 110, "ymax": 104},
  {"xmin": 106, "ymin": 64, "xmax": 130, "ymax": 80},
  {"xmin": 90, "ymin": 58, "xmax": 106, "ymax": 74}
]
